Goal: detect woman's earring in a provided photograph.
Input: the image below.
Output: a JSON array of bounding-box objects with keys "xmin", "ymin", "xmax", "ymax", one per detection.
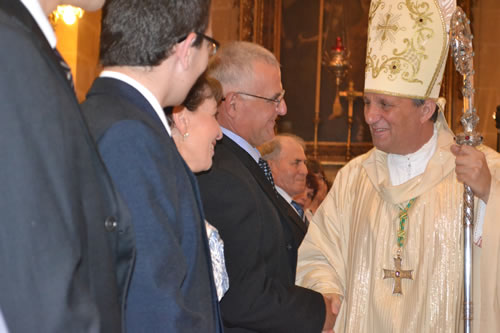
[{"xmin": 183, "ymin": 132, "xmax": 190, "ymax": 141}]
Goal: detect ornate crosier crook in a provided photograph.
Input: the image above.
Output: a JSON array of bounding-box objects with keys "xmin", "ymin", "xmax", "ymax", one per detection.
[{"xmin": 450, "ymin": 7, "xmax": 482, "ymax": 333}]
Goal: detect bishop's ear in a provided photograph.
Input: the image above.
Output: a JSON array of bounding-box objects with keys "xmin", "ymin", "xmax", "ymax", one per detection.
[{"xmin": 420, "ymin": 99, "xmax": 437, "ymax": 123}]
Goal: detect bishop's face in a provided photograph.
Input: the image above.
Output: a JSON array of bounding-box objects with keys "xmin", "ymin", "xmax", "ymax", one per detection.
[{"xmin": 363, "ymin": 93, "xmax": 432, "ymax": 155}]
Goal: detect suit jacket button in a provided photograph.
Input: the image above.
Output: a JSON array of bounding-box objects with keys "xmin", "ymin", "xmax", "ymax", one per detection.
[
  {"xmin": 104, "ymin": 216, "xmax": 118, "ymax": 232},
  {"xmin": 287, "ymin": 244, "xmax": 292, "ymax": 250}
]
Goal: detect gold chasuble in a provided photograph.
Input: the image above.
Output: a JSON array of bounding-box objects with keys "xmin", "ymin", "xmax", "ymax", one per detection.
[{"xmin": 296, "ymin": 117, "xmax": 500, "ymax": 332}]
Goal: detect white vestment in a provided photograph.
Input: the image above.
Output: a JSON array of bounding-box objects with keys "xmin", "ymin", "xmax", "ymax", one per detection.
[{"xmin": 297, "ymin": 117, "xmax": 500, "ymax": 332}]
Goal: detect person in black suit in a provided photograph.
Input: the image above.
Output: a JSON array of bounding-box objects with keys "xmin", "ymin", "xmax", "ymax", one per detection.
[
  {"xmin": 0, "ymin": 0, "xmax": 130, "ymax": 332},
  {"xmin": 197, "ymin": 41, "xmax": 335, "ymax": 333},
  {"xmin": 81, "ymin": 0, "xmax": 223, "ymax": 332},
  {"xmin": 259, "ymin": 134, "xmax": 309, "ymax": 224}
]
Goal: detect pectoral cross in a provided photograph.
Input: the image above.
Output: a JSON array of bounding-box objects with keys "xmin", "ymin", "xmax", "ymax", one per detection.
[
  {"xmin": 383, "ymin": 255, "xmax": 413, "ymax": 295},
  {"xmin": 339, "ymin": 80, "xmax": 363, "ymax": 160}
]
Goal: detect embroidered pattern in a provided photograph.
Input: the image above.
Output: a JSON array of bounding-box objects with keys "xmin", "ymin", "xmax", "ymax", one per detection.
[
  {"xmin": 375, "ymin": 11, "xmax": 403, "ymax": 47},
  {"xmin": 366, "ymin": 0, "xmax": 435, "ymax": 85}
]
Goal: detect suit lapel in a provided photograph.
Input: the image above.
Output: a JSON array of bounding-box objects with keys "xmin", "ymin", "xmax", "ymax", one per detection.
[
  {"xmin": 87, "ymin": 77, "xmax": 165, "ymax": 128},
  {"xmin": 0, "ymin": 0, "xmax": 75, "ymax": 93},
  {"xmin": 220, "ymin": 136, "xmax": 307, "ymax": 235},
  {"xmin": 221, "ymin": 136, "xmax": 276, "ymax": 198},
  {"xmin": 276, "ymin": 193, "xmax": 308, "ymax": 234},
  {"xmin": 87, "ymin": 77, "xmax": 207, "ymax": 221}
]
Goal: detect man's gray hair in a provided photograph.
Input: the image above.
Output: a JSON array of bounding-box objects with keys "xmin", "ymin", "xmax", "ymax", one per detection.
[
  {"xmin": 207, "ymin": 41, "xmax": 280, "ymax": 91},
  {"xmin": 259, "ymin": 134, "xmax": 306, "ymax": 161}
]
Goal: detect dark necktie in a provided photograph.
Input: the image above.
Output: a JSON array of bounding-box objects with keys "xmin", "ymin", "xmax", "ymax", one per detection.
[
  {"xmin": 53, "ymin": 48, "xmax": 74, "ymax": 89},
  {"xmin": 258, "ymin": 158, "xmax": 276, "ymax": 189},
  {"xmin": 291, "ymin": 200, "xmax": 304, "ymax": 219}
]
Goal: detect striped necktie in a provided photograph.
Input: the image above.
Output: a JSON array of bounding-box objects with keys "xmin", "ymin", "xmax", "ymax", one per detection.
[
  {"xmin": 53, "ymin": 48, "xmax": 74, "ymax": 89},
  {"xmin": 258, "ymin": 158, "xmax": 276, "ymax": 189},
  {"xmin": 291, "ymin": 200, "xmax": 305, "ymax": 219}
]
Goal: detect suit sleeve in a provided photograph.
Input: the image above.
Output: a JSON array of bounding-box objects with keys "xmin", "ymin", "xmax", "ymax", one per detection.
[
  {"xmin": 198, "ymin": 166, "xmax": 325, "ymax": 333},
  {"xmin": 0, "ymin": 23, "xmax": 100, "ymax": 332},
  {"xmin": 97, "ymin": 120, "xmax": 210, "ymax": 332}
]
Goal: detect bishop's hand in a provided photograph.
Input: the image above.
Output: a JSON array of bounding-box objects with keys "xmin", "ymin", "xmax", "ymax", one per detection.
[{"xmin": 451, "ymin": 144, "xmax": 491, "ymax": 203}]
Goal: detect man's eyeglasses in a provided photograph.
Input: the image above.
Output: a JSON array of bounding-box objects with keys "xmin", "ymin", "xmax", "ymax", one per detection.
[
  {"xmin": 196, "ymin": 32, "xmax": 220, "ymax": 56},
  {"xmin": 233, "ymin": 90, "xmax": 286, "ymax": 109},
  {"xmin": 177, "ymin": 33, "xmax": 220, "ymax": 57}
]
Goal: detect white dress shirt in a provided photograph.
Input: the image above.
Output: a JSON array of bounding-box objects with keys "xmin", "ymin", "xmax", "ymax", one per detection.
[
  {"xmin": 387, "ymin": 124, "xmax": 486, "ymax": 244},
  {"xmin": 276, "ymin": 186, "xmax": 301, "ymax": 214},
  {"xmin": 221, "ymin": 127, "xmax": 261, "ymax": 162},
  {"xmin": 19, "ymin": 0, "xmax": 56, "ymax": 48}
]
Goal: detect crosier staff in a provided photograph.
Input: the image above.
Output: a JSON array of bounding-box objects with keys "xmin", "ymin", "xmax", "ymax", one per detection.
[{"xmin": 450, "ymin": 7, "xmax": 482, "ymax": 333}]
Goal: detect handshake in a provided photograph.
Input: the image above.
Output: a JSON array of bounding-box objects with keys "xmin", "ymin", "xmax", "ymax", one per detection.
[{"xmin": 322, "ymin": 293, "xmax": 342, "ymax": 333}]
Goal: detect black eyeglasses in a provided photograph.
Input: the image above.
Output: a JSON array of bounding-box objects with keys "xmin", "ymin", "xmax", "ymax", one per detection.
[
  {"xmin": 233, "ymin": 90, "xmax": 286, "ymax": 109},
  {"xmin": 177, "ymin": 33, "xmax": 220, "ymax": 56},
  {"xmin": 196, "ymin": 32, "xmax": 220, "ymax": 56}
]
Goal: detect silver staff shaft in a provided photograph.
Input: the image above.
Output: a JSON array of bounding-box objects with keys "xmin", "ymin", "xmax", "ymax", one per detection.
[
  {"xmin": 450, "ymin": 7, "xmax": 482, "ymax": 333},
  {"xmin": 462, "ymin": 184, "xmax": 474, "ymax": 332}
]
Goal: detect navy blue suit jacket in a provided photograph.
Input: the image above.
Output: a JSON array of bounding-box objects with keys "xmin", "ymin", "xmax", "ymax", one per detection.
[{"xmin": 81, "ymin": 77, "xmax": 223, "ymax": 333}]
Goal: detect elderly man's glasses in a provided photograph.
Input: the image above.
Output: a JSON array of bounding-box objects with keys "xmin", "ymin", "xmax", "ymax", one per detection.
[
  {"xmin": 196, "ymin": 32, "xmax": 220, "ymax": 56},
  {"xmin": 234, "ymin": 90, "xmax": 286, "ymax": 109}
]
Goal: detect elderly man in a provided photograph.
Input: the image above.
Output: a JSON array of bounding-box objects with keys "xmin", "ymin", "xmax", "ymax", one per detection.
[
  {"xmin": 297, "ymin": 0, "xmax": 500, "ymax": 332},
  {"xmin": 260, "ymin": 134, "xmax": 309, "ymax": 221},
  {"xmin": 0, "ymin": 0, "xmax": 129, "ymax": 331},
  {"xmin": 197, "ymin": 41, "xmax": 333, "ymax": 332},
  {"xmin": 80, "ymin": 0, "xmax": 223, "ymax": 331}
]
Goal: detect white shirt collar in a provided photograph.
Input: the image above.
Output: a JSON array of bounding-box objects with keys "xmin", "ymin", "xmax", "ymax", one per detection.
[
  {"xmin": 0, "ymin": 308, "xmax": 8, "ymax": 333},
  {"xmin": 20, "ymin": 0, "xmax": 57, "ymax": 48},
  {"xmin": 276, "ymin": 186, "xmax": 293, "ymax": 204},
  {"xmin": 221, "ymin": 127, "xmax": 261, "ymax": 163},
  {"xmin": 276, "ymin": 186, "xmax": 303, "ymax": 216},
  {"xmin": 99, "ymin": 70, "xmax": 172, "ymax": 136},
  {"xmin": 387, "ymin": 125, "xmax": 438, "ymax": 186}
]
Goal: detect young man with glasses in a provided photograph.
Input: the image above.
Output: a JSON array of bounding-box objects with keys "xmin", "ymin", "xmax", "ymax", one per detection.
[
  {"xmin": 197, "ymin": 41, "xmax": 334, "ymax": 333},
  {"xmin": 80, "ymin": 0, "xmax": 223, "ymax": 331}
]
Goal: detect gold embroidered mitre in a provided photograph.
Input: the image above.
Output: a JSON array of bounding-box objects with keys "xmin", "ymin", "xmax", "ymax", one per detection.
[{"xmin": 365, "ymin": 0, "xmax": 456, "ymax": 99}]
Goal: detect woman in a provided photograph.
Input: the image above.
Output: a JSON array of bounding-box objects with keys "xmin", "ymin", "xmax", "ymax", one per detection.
[
  {"xmin": 305, "ymin": 158, "xmax": 330, "ymax": 213},
  {"xmin": 293, "ymin": 172, "xmax": 319, "ymax": 221},
  {"xmin": 166, "ymin": 73, "xmax": 228, "ymax": 301}
]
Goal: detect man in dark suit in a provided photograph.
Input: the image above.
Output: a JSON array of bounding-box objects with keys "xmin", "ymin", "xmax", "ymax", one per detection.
[
  {"xmin": 81, "ymin": 0, "xmax": 223, "ymax": 331},
  {"xmin": 197, "ymin": 41, "xmax": 334, "ymax": 333},
  {"xmin": 259, "ymin": 134, "xmax": 309, "ymax": 223},
  {"xmin": 0, "ymin": 0, "xmax": 131, "ymax": 332}
]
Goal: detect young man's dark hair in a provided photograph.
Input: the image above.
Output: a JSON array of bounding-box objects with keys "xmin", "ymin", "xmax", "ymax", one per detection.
[{"xmin": 100, "ymin": 0, "xmax": 210, "ymax": 66}]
